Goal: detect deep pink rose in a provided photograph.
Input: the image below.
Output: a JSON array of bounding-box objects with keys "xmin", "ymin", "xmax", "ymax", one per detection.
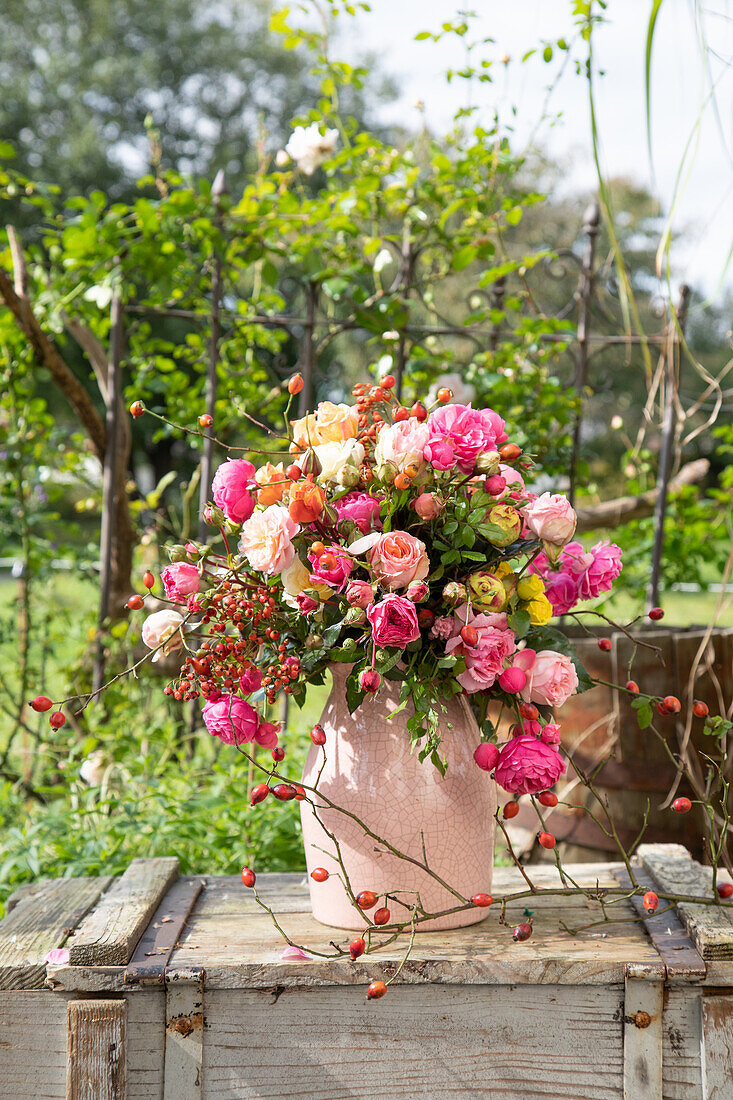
[
  {"xmin": 367, "ymin": 595, "xmax": 420, "ymax": 648},
  {"xmin": 555, "ymin": 541, "xmax": 594, "ymax": 577},
  {"xmin": 542, "ymin": 570, "xmax": 580, "ymax": 615},
  {"xmin": 308, "ymin": 545, "xmax": 353, "ymax": 590},
  {"xmin": 335, "ymin": 491, "xmax": 383, "ymax": 535},
  {"xmin": 424, "ymin": 404, "xmax": 508, "ymax": 474},
  {"xmin": 444, "ymin": 610, "xmax": 516, "ymax": 693},
  {"xmin": 211, "ymin": 459, "xmax": 257, "ymax": 524},
  {"xmin": 239, "ymin": 668, "xmax": 263, "ymax": 694},
  {"xmin": 578, "ymin": 541, "xmax": 623, "ymax": 600},
  {"xmin": 296, "ymin": 593, "xmax": 319, "ymax": 613},
  {"xmin": 345, "ymin": 580, "xmax": 374, "ymax": 609},
  {"xmin": 203, "ymin": 694, "xmax": 259, "ymax": 745},
  {"xmin": 494, "ymin": 735, "xmax": 567, "ymax": 794},
  {"xmin": 513, "ymin": 648, "xmax": 579, "ymax": 708},
  {"xmin": 485, "ymin": 475, "xmax": 507, "ymax": 496},
  {"xmin": 369, "ymin": 531, "xmax": 429, "ymax": 591},
  {"xmin": 524, "ymin": 493, "xmax": 577, "ymax": 547},
  {"xmin": 255, "ymin": 719, "xmax": 280, "ymax": 750},
  {"xmin": 161, "ymin": 562, "xmax": 200, "ymax": 603}
]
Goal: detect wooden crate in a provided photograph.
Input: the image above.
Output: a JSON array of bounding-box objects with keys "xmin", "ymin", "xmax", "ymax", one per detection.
[{"xmin": 1, "ymin": 846, "xmax": 733, "ymax": 1099}]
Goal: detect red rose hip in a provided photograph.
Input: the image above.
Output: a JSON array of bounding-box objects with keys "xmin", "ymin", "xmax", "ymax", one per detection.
[
  {"xmin": 356, "ymin": 890, "xmax": 377, "ymax": 910},
  {"xmin": 643, "ymin": 891, "xmax": 659, "ymax": 912},
  {"xmin": 310, "ymin": 724, "xmax": 326, "ymax": 746},
  {"xmin": 503, "ymin": 801, "xmax": 519, "ymax": 819},
  {"xmin": 310, "ymin": 867, "xmax": 329, "ymax": 883},
  {"xmin": 512, "ymin": 922, "xmax": 532, "ymax": 942},
  {"xmin": 471, "ymin": 893, "xmax": 492, "ymax": 907},
  {"xmin": 350, "ymin": 937, "xmax": 366, "ymax": 960},
  {"xmin": 30, "ymin": 696, "xmax": 53, "ymax": 712},
  {"xmin": 49, "ymin": 712, "xmax": 66, "ymax": 729},
  {"xmin": 672, "ymin": 797, "xmax": 691, "ymax": 814},
  {"xmin": 693, "ymin": 700, "xmax": 709, "ymax": 717},
  {"xmin": 648, "ymin": 607, "xmax": 664, "ymax": 621},
  {"xmin": 717, "ymin": 882, "xmax": 733, "ymax": 899},
  {"xmin": 373, "ymin": 907, "xmax": 390, "ymax": 925},
  {"xmin": 250, "ymin": 783, "xmax": 270, "ymax": 805},
  {"xmin": 538, "ymin": 831, "xmax": 556, "ymax": 849},
  {"xmin": 241, "ymin": 866, "xmax": 256, "ymax": 888},
  {"xmin": 538, "ymin": 791, "xmax": 558, "ymax": 807},
  {"xmin": 367, "ymin": 980, "xmax": 387, "ymax": 999}
]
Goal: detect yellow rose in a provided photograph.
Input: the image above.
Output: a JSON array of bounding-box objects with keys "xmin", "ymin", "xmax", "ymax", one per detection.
[
  {"xmin": 468, "ymin": 571, "xmax": 508, "ymax": 612},
  {"xmin": 495, "ymin": 561, "xmax": 518, "ymax": 599},
  {"xmin": 526, "ymin": 594, "xmax": 553, "ymax": 626},
  {"xmin": 516, "ymin": 574, "xmax": 545, "ymax": 601},
  {"xmin": 280, "ymin": 558, "xmax": 331, "ymax": 603}
]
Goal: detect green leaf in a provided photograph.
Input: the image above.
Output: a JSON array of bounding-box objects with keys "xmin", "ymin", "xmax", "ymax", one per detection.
[
  {"xmin": 451, "ymin": 244, "xmax": 477, "ymax": 271},
  {"xmin": 508, "ymin": 609, "xmax": 531, "ymax": 638},
  {"xmin": 636, "ymin": 703, "xmax": 653, "ymax": 730}
]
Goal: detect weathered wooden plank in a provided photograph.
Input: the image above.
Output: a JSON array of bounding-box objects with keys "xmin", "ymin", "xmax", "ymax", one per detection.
[
  {"xmin": 164, "ymin": 972, "xmax": 204, "ymax": 1100},
  {"xmin": 0, "ymin": 875, "xmax": 113, "ymax": 990},
  {"xmin": 68, "ymin": 858, "xmax": 179, "ymax": 967},
  {"xmin": 638, "ymin": 844, "xmax": 733, "ymax": 960},
  {"xmin": 0, "ymin": 990, "xmax": 164, "ymax": 1100},
  {"xmin": 623, "ymin": 974, "xmax": 663, "ymax": 1099},
  {"xmin": 202, "ymin": 984, "xmax": 624, "ymax": 1099},
  {"xmin": 66, "ymin": 999, "xmax": 127, "ymax": 1100},
  {"xmin": 613, "ymin": 867, "xmax": 706, "ymax": 980},
  {"xmin": 125, "ymin": 877, "xmax": 203, "ymax": 985},
  {"xmin": 5, "ymin": 879, "xmax": 50, "ymax": 914},
  {"xmin": 663, "ymin": 986, "xmax": 703, "ymax": 1100},
  {"xmin": 701, "ymin": 995, "xmax": 733, "ymax": 1100}
]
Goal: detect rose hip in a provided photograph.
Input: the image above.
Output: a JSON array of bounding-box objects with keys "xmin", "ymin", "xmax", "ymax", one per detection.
[
  {"xmin": 538, "ymin": 832, "xmax": 556, "ymax": 849},
  {"xmin": 471, "ymin": 893, "xmax": 492, "ymax": 907},
  {"xmin": 367, "ymin": 980, "xmax": 387, "ymax": 999},
  {"xmin": 310, "ymin": 867, "xmax": 329, "ymax": 883},
  {"xmin": 373, "ymin": 907, "xmax": 390, "ymax": 925},
  {"xmin": 538, "ymin": 791, "xmax": 558, "ymax": 807},
  {"xmin": 512, "ymin": 922, "xmax": 532, "ymax": 942},
  {"xmin": 49, "ymin": 712, "xmax": 66, "ymax": 729},
  {"xmin": 241, "ymin": 867, "xmax": 256, "ymax": 888},
  {"xmin": 503, "ymin": 801, "xmax": 519, "ymax": 819},
  {"xmin": 643, "ymin": 891, "xmax": 659, "ymax": 912},
  {"xmin": 271, "ymin": 783, "xmax": 297, "ymax": 801},
  {"xmin": 350, "ymin": 937, "xmax": 366, "ymax": 959},
  {"xmin": 30, "ymin": 696, "xmax": 53, "ymax": 712},
  {"xmin": 717, "ymin": 883, "xmax": 733, "ymax": 899},
  {"xmin": 356, "ymin": 890, "xmax": 377, "ymax": 910},
  {"xmin": 693, "ymin": 700, "xmax": 709, "ymax": 717},
  {"xmin": 672, "ymin": 797, "xmax": 691, "ymax": 814},
  {"xmin": 250, "ymin": 783, "xmax": 270, "ymax": 805},
  {"xmin": 598, "ymin": 638, "xmax": 612, "ymax": 652},
  {"xmin": 648, "ymin": 607, "xmax": 664, "ymax": 621}
]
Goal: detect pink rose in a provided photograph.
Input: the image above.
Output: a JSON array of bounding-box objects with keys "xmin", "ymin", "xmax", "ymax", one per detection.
[
  {"xmin": 367, "ymin": 595, "xmax": 420, "ymax": 648},
  {"xmin": 296, "ymin": 593, "xmax": 319, "ymax": 613},
  {"xmin": 541, "ymin": 723, "xmax": 561, "ymax": 744},
  {"xmin": 211, "ymin": 459, "xmax": 257, "ymax": 524},
  {"xmin": 334, "ymin": 491, "xmax": 383, "ymax": 535},
  {"xmin": 494, "ymin": 735, "xmax": 567, "ymax": 794},
  {"xmin": 430, "ymin": 615, "xmax": 453, "ymax": 640},
  {"xmin": 578, "ymin": 541, "xmax": 623, "ymax": 600},
  {"xmin": 374, "ymin": 418, "xmax": 430, "ymax": 473},
  {"xmin": 346, "ymin": 580, "xmax": 374, "ymax": 609},
  {"xmin": 485, "ymin": 475, "xmax": 506, "ymax": 496},
  {"xmin": 161, "ymin": 562, "xmax": 200, "ymax": 603},
  {"xmin": 239, "ymin": 668, "xmax": 263, "ymax": 694},
  {"xmin": 513, "ymin": 648, "xmax": 579, "ymax": 708},
  {"xmin": 413, "ymin": 492, "xmax": 444, "ymax": 521},
  {"xmin": 239, "ymin": 505, "xmax": 299, "ymax": 575},
  {"xmin": 308, "ymin": 545, "xmax": 353, "ymax": 590},
  {"xmin": 255, "ymin": 719, "xmax": 280, "ymax": 750},
  {"xmin": 555, "ymin": 541, "xmax": 594, "ymax": 576},
  {"xmin": 542, "ymin": 570, "xmax": 580, "ymax": 615},
  {"xmin": 424, "ymin": 404, "xmax": 508, "ymax": 474},
  {"xmin": 444, "ymin": 609, "xmax": 516, "ymax": 693},
  {"xmin": 524, "ymin": 493, "xmax": 577, "ymax": 548},
  {"xmin": 203, "ymin": 694, "xmax": 259, "ymax": 745},
  {"xmin": 369, "ymin": 531, "xmax": 429, "ymax": 591},
  {"xmin": 474, "ymin": 742, "xmax": 500, "ymax": 771}
]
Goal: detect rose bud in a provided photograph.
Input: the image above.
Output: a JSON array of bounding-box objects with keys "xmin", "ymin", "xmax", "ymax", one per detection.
[
  {"xmin": 289, "ymin": 480, "xmax": 325, "ymax": 523},
  {"xmin": 345, "ymin": 581, "xmax": 375, "ymax": 609},
  {"xmin": 204, "ymin": 504, "xmax": 226, "ymax": 527},
  {"xmin": 498, "ymin": 667, "xmax": 527, "ymax": 694},
  {"xmin": 413, "ymin": 492, "xmax": 443, "ymax": 521},
  {"xmin": 474, "ymin": 449, "xmax": 501, "ymax": 475},
  {"xmin": 485, "ymin": 474, "xmax": 507, "ymax": 496},
  {"xmin": 405, "ymin": 580, "xmax": 429, "ymax": 603},
  {"xmin": 296, "ymin": 593, "xmax": 319, "ymax": 614},
  {"xmin": 344, "ymin": 606, "xmax": 367, "ymax": 626},
  {"xmin": 442, "ymin": 581, "xmax": 467, "ymax": 607},
  {"xmin": 473, "ymin": 742, "xmax": 500, "ymax": 772},
  {"xmin": 300, "ymin": 449, "xmax": 323, "ymax": 478},
  {"xmin": 359, "ymin": 669, "xmax": 382, "ymax": 693}
]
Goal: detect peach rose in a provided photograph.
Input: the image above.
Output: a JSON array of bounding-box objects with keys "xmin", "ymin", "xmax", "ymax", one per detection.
[
  {"xmin": 369, "ymin": 530, "xmax": 429, "ymax": 591},
  {"xmin": 256, "ymin": 462, "xmax": 287, "ymax": 507},
  {"xmin": 142, "ymin": 609, "xmax": 186, "ymax": 663},
  {"xmin": 289, "ymin": 479, "xmax": 325, "ymax": 523},
  {"xmin": 291, "ymin": 401, "xmax": 359, "ymax": 450},
  {"xmin": 239, "ymin": 505, "xmax": 299, "ymax": 575},
  {"xmin": 524, "ymin": 493, "xmax": 577, "ymax": 549}
]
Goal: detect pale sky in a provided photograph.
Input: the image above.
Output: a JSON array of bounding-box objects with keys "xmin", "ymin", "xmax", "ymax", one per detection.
[{"xmin": 341, "ymin": 0, "xmax": 733, "ymax": 299}]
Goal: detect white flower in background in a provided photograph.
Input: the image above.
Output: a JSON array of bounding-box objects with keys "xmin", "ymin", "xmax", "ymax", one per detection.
[
  {"xmin": 274, "ymin": 149, "xmax": 290, "ymax": 168},
  {"xmin": 285, "ymin": 123, "xmax": 339, "ymax": 175},
  {"xmin": 314, "ymin": 439, "xmax": 365, "ymax": 485},
  {"xmin": 427, "ymin": 372, "xmax": 476, "ymax": 406},
  {"xmin": 141, "ymin": 609, "xmax": 185, "ymax": 662},
  {"xmin": 80, "ymin": 751, "xmax": 106, "ymax": 787}
]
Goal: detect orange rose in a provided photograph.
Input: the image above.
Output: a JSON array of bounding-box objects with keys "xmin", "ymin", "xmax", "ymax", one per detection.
[
  {"xmin": 289, "ymin": 480, "xmax": 325, "ymax": 523},
  {"xmin": 256, "ymin": 462, "xmax": 287, "ymax": 507}
]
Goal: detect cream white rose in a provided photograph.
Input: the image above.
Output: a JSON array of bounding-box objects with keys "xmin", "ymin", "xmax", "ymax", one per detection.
[
  {"xmin": 142, "ymin": 609, "xmax": 185, "ymax": 662},
  {"xmin": 314, "ymin": 439, "xmax": 365, "ymax": 485},
  {"xmin": 284, "ymin": 123, "xmax": 339, "ymax": 176}
]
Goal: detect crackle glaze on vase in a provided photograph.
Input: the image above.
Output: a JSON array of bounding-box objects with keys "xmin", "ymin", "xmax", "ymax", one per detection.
[{"xmin": 300, "ymin": 664, "xmax": 496, "ymax": 931}]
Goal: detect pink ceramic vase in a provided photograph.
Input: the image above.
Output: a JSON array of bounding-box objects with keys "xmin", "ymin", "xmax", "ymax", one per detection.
[{"xmin": 300, "ymin": 664, "xmax": 497, "ymax": 931}]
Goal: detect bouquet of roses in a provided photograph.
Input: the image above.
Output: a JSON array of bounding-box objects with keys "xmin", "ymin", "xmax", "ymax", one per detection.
[{"xmin": 140, "ymin": 374, "xmax": 622, "ymax": 790}]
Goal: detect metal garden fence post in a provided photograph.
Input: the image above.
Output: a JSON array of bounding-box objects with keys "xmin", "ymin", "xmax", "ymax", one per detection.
[
  {"xmin": 647, "ymin": 283, "xmax": 691, "ymax": 608},
  {"xmin": 198, "ymin": 170, "xmax": 228, "ymax": 540},
  {"xmin": 298, "ymin": 281, "xmax": 318, "ymax": 416},
  {"xmin": 568, "ymin": 201, "xmax": 600, "ymax": 506}
]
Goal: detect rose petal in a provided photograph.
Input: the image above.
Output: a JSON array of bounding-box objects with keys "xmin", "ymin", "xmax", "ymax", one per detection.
[
  {"xmin": 280, "ymin": 945, "xmax": 310, "ymax": 960},
  {"xmin": 347, "ymin": 531, "xmax": 381, "ymax": 555},
  {"xmin": 45, "ymin": 948, "xmax": 70, "ymax": 966}
]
